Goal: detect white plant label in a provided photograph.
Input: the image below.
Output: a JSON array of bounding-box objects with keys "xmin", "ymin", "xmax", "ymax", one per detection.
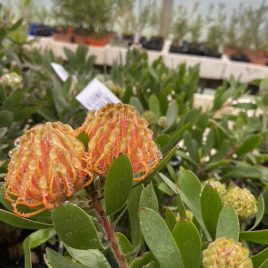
[
  {"xmin": 76, "ymin": 78, "xmax": 121, "ymax": 110},
  {"xmin": 51, "ymin": 62, "xmax": 69, "ymax": 82}
]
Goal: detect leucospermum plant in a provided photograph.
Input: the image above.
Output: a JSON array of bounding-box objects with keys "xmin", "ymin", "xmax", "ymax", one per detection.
[{"xmin": 0, "ymin": 103, "xmax": 268, "ymax": 268}]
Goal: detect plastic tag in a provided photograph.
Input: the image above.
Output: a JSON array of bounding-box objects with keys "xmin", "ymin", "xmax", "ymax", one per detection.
[
  {"xmin": 51, "ymin": 62, "xmax": 69, "ymax": 82},
  {"xmin": 76, "ymin": 78, "xmax": 121, "ymax": 110}
]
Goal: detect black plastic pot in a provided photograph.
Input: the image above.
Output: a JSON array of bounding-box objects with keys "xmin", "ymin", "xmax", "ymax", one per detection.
[
  {"xmin": 230, "ymin": 54, "xmax": 250, "ymax": 63},
  {"xmin": 122, "ymin": 34, "xmax": 134, "ymax": 46},
  {"xmin": 187, "ymin": 42, "xmax": 205, "ymax": 56},
  {"xmin": 203, "ymin": 47, "xmax": 222, "ymax": 58},
  {"xmin": 142, "ymin": 36, "xmax": 164, "ymax": 51}
]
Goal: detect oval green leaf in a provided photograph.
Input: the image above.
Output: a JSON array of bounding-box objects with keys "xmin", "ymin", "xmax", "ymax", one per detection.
[
  {"xmin": 250, "ymin": 194, "xmax": 265, "ymax": 230},
  {"xmin": 149, "ymin": 95, "xmax": 161, "ymax": 116},
  {"xmin": 259, "ymin": 259, "xmax": 268, "ymax": 268},
  {"xmin": 0, "ymin": 208, "xmax": 52, "ymax": 229},
  {"xmin": 240, "ymin": 230, "xmax": 268, "ymax": 245},
  {"xmin": 201, "ymin": 184, "xmax": 223, "ymax": 239},
  {"xmin": 236, "ymin": 135, "xmax": 262, "ymax": 156},
  {"xmin": 23, "ymin": 237, "xmax": 32, "ymax": 268},
  {"xmin": 128, "ymin": 184, "xmax": 142, "ymax": 248},
  {"xmin": 0, "ymin": 110, "xmax": 13, "ymax": 127},
  {"xmin": 166, "ymin": 100, "xmax": 178, "ymax": 129},
  {"xmin": 52, "ymin": 204, "xmax": 101, "ymax": 249},
  {"xmin": 216, "ymin": 206, "xmax": 239, "ymax": 241},
  {"xmin": 65, "ymin": 245, "xmax": 111, "ymax": 268},
  {"xmin": 45, "ymin": 248, "xmax": 88, "ymax": 268},
  {"xmin": 140, "ymin": 183, "xmax": 159, "ymax": 212},
  {"xmin": 178, "ymin": 170, "xmax": 211, "ymax": 240},
  {"xmin": 139, "ymin": 208, "xmax": 184, "ymax": 268},
  {"xmin": 252, "ymin": 247, "xmax": 268, "ymax": 268},
  {"xmin": 172, "ymin": 220, "xmax": 201, "ymax": 268},
  {"xmin": 115, "ymin": 232, "xmax": 133, "ymax": 256},
  {"xmin": 104, "ymin": 155, "xmax": 133, "ymax": 215}
]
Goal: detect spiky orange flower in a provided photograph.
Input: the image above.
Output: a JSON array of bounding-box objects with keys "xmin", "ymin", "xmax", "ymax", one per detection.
[
  {"xmin": 4, "ymin": 122, "xmax": 91, "ymax": 218},
  {"xmin": 77, "ymin": 103, "xmax": 162, "ymax": 182}
]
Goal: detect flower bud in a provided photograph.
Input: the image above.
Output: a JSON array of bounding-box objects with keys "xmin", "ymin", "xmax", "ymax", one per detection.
[
  {"xmin": 157, "ymin": 116, "xmax": 168, "ymax": 129},
  {"xmin": 223, "ymin": 186, "xmax": 257, "ymax": 219},
  {"xmin": 77, "ymin": 103, "xmax": 162, "ymax": 182},
  {"xmin": 206, "ymin": 179, "xmax": 227, "ymax": 196},
  {"xmin": 176, "ymin": 210, "xmax": 193, "ymax": 222},
  {"xmin": 0, "ymin": 72, "xmax": 23, "ymax": 89},
  {"xmin": 4, "ymin": 122, "xmax": 90, "ymax": 218},
  {"xmin": 202, "ymin": 237, "xmax": 252, "ymax": 268},
  {"xmin": 109, "ymin": 85, "xmax": 124, "ymax": 99},
  {"xmin": 143, "ymin": 111, "xmax": 158, "ymax": 125}
]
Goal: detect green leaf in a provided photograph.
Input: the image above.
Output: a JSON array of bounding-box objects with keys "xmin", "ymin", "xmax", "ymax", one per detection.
[
  {"xmin": 172, "ymin": 221, "xmax": 201, "ymax": 268},
  {"xmin": 203, "ymin": 128, "xmax": 215, "ymax": 156},
  {"xmin": 27, "ymin": 229, "xmax": 56, "ymax": 249},
  {"xmin": 23, "ymin": 237, "xmax": 32, "ymax": 268},
  {"xmin": 164, "ymin": 208, "xmax": 177, "ymax": 231},
  {"xmin": 51, "ymin": 79, "xmax": 69, "ymax": 114},
  {"xmin": 159, "ymin": 173, "xmax": 178, "ymax": 194},
  {"xmin": 65, "ymin": 246, "xmax": 111, "ymax": 268},
  {"xmin": 140, "ymin": 208, "xmax": 184, "ymax": 268},
  {"xmin": 140, "ymin": 183, "xmax": 159, "ymax": 212},
  {"xmin": 129, "ymin": 97, "xmax": 144, "ymax": 114},
  {"xmin": 45, "ymin": 248, "xmax": 88, "ymax": 268},
  {"xmin": 201, "ymin": 184, "xmax": 223, "ymax": 239},
  {"xmin": 162, "ymin": 123, "xmax": 190, "ymax": 153},
  {"xmin": 104, "ymin": 155, "xmax": 133, "ymax": 215},
  {"xmin": 183, "ymin": 131, "xmax": 199, "ymax": 162},
  {"xmin": 178, "ymin": 171, "xmax": 210, "ymax": 239},
  {"xmin": 0, "ymin": 208, "xmax": 52, "ymax": 229},
  {"xmin": 149, "ymin": 95, "xmax": 161, "ymax": 116},
  {"xmin": 216, "ymin": 206, "xmax": 239, "ymax": 241},
  {"xmin": 250, "ymin": 194, "xmax": 265, "ymax": 230},
  {"xmin": 236, "ymin": 135, "xmax": 262, "ymax": 156},
  {"xmin": 76, "ymin": 132, "xmax": 89, "ymax": 150},
  {"xmin": 0, "ymin": 110, "xmax": 13, "ymax": 127},
  {"xmin": 153, "ymin": 146, "xmax": 177, "ymax": 174},
  {"xmin": 115, "ymin": 232, "xmax": 133, "ymax": 256},
  {"xmin": 252, "ymin": 247, "xmax": 268, "ymax": 268},
  {"xmin": 0, "ymin": 127, "xmax": 7, "ymax": 138},
  {"xmin": 240, "ymin": 230, "xmax": 268, "ymax": 245},
  {"xmin": 130, "ymin": 252, "xmax": 157, "ymax": 268},
  {"xmin": 52, "ymin": 204, "xmax": 101, "ymax": 249},
  {"xmin": 3, "ymin": 90, "xmax": 23, "ymax": 111},
  {"xmin": 166, "ymin": 100, "xmax": 178, "ymax": 128},
  {"xmin": 14, "ymin": 106, "xmax": 38, "ymax": 122},
  {"xmin": 156, "ymin": 134, "xmax": 170, "ymax": 151},
  {"xmin": 259, "ymin": 259, "xmax": 268, "ymax": 268},
  {"xmin": 144, "ymin": 261, "xmax": 159, "ymax": 268},
  {"xmin": 128, "ymin": 185, "xmax": 142, "ymax": 247}
]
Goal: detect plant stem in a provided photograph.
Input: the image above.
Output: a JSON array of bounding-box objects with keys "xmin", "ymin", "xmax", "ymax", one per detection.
[{"xmin": 92, "ymin": 189, "xmax": 127, "ymax": 268}]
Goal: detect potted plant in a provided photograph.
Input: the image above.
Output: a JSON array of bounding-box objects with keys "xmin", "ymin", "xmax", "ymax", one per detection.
[
  {"xmin": 204, "ymin": 5, "xmax": 226, "ymax": 58},
  {"xmin": 244, "ymin": 3, "xmax": 268, "ymax": 65},
  {"xmin": 224, "ymin": 4, "xmax": 250, "ymax": 62},
  {"xmin": 187, "ymin": 4, "xmax": 203, "ymax": 56},
  {"xmin": 142, "ymin": 1, "xmax": 164, "ymax": 51},
  {"xmin": 110, "ymin": 0, "xmax": 136, "ymax": 47},
  {"xmin": 169, "ymin": 5, "xmax": 189, "ymax": 54},
  {"xmin": 53, "ymin": 0, "xmax": 113, "ymax": 46}
]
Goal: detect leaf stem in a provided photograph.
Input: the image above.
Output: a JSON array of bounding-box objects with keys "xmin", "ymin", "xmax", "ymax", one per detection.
[{"xmin": 91, "ymin": 185, "xmax": 127, "ymax": 268}]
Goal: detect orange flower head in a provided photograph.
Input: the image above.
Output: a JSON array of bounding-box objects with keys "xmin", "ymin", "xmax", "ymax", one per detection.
[
  {"xmin": 4, "ymin": 122, "xmax": 91, "ymax": 218},
  {"xmin": 77, "ymin": 103, "xmax": 162, "ymax": 182}
]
